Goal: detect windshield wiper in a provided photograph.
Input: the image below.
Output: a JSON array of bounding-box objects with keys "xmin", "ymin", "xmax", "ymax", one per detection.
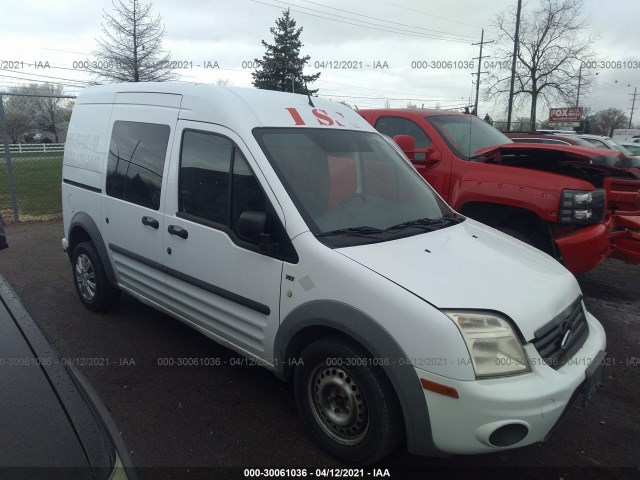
[
  {"xmin": 386, "ymin": 215, "xmax": 463, "ymax": 232},
  {"xmin": 316, "ymin": 226, "xmax": 386, "ymax": 238}
]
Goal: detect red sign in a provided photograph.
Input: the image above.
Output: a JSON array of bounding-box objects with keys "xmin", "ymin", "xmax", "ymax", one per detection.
[{"xmin": 549, "ymin": 107, "xmax": 583, "ymax": 122}]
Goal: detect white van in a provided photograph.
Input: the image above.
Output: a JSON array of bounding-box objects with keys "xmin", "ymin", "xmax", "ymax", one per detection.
[
  {"xmin": 612, "ymin": 129, "xmax": 640, "ymax": 144},
  {"xmin": 62, "ymin": 83, "xmax": 606, "ymax": 464}
]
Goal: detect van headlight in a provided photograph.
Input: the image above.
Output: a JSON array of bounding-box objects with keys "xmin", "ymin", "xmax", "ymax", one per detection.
[
  {"xmin": 444, "ymin": 311, "xmax": 530, "ymax": 378},
  {"xmin": 559, "ymin": 189, "xmax": 605, "ymax": 224}
]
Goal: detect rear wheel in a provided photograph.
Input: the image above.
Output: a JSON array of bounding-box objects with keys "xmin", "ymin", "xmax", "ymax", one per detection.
[
  {"xmin": 72, "ymin": 241, "xmax": 120, "ymax": 312},
  {"xmin": 293, "ymin": 337, "xmax": 402, "ymax": 464}
]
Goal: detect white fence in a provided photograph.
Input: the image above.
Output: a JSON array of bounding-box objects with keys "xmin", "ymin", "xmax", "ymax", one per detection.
[{"xmin": 7, "ymin": 143, "xmax": 65, "ymax": 153}]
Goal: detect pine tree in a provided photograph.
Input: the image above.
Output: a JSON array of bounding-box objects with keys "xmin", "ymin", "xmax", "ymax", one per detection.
[{"xmin": 252, "ymin": 10, "xmax": 320, "ymax": 95}]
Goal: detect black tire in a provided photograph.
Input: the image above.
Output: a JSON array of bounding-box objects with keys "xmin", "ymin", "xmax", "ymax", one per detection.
[
  {"xmin": 71, "ymin": 241, "xmax": 120, "ymax": 312},
  {"xmin": 293, "ymin": 337, "xmax": 403, "ymax": 465}
]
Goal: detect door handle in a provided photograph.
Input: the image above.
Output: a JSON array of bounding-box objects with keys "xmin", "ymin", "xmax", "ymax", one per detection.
[
  {"xmin": 141, "ymin": 216, "xmax": 159, "ymax": 229},
  {"xmin": 168, "ymin": 224, "xmax": 188, "ymax": 239}
]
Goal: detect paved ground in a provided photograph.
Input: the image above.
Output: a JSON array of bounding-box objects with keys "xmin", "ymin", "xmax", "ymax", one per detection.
[{"xmin": 0, "ymin": 220, "xmax": 638, "ymax": 479}]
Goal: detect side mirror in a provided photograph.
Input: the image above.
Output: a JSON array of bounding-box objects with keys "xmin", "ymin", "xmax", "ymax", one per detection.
[
  {"xmin": 423, "ymin": 147, "xmax": 442, "ymax": 163},
  {"xmin": 393, "ymin": 134, "xmax": 441, "ymax": 165},
  {"xmin": 393, "ymin": 134, "xmax": 416, "ymax": 160},
  {"xmin": 238, "ymin": 211, "xmax": 278, "ymax": 253}
]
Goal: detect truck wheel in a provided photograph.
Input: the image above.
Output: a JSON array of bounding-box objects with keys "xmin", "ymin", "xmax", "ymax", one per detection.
[
  {"xmin": 72, "ymin": 241, "xmax": 120, "ymax": 312},
  {"xmin": 293, "ymin": 338, "xmax": 402, "ymax": 464}
]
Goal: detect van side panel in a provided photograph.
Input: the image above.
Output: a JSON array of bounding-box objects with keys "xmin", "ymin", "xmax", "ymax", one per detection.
[
  {"xmin": 62, "ymin": 103, "xmax": 114, "ymax": 249},
  {"xmin": 64, "ymin": 104, "xmax": 114, "ymax": 178}
]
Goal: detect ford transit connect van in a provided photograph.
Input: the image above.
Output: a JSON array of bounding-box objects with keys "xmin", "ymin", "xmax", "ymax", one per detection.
[{"xmin": 62, "ymin": 83, "xmax": 606, "ymax": 464}]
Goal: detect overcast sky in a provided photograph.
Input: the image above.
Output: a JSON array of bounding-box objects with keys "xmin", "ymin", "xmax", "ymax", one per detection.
[{"xmin": 1, "ymin": 0, "xmax": 639, "ymax": 122}]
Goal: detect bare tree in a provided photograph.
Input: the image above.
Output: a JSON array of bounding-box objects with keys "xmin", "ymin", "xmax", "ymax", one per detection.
[
  {"xmin": 6, "ymin": 84, "xmax": 73, "ymax": 143},
  {"xmin": 90, "ymin": 0, "xmax": 177, "ymax": 82},
  {"xmin": 484, "ymin": 0, "xmax": 597, "ymax": 130},
  {"xmin": 3, "ymin": 99, "xmax": 33, "ymax": 143},
  {"xmin": 589, "ymin": 108, "xmax": 629, "ymax": 136}
]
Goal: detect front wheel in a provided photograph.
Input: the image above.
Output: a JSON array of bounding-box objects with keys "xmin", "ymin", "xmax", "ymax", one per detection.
[
  {"xmin": 293, "ymin": 338, "xmax": 402, "ymax": 464},
  {"xmin": 71, "ymin": 241, "xmax": 120, "ymax": 312}
]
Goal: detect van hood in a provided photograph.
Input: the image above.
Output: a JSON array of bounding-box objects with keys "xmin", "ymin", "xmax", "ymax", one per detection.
[{"xmin": 337, "ymin": 219, "xmax": 582, "ymax": 340}]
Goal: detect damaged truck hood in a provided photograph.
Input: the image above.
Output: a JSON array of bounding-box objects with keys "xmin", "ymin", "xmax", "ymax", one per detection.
[{"xmin": 474, "ymin": 143, "xmax": 638, "ymax": 184}]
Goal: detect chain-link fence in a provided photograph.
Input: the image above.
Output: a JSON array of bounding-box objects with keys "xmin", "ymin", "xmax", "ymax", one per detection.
[{"xmin": 0, "ymin": 91, "xmax": 75, "ymax": 222}]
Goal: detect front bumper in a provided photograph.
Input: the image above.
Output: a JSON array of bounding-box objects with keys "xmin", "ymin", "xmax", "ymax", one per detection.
[
  {"xmin": 417, "ymin": 311, "xmax": 606, "ymax": 454},
  {"xmin": 555, "ymin": 224, "xmax": 609, "ymax": 275},
  {"xmin": 608, "ymin": 213, "xmax": 640, "ymax": 264},
  {"xmin": 555, "ymin": 213, "xmax": 640, "ymax": 274}
]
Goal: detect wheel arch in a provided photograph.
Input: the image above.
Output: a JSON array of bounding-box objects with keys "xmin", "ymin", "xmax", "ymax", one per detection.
[
  {"xmin": 460, "ymin": 201, "xmax": 558, "ymax": 257},
  {"xmin": 274, "ymin": 300, "xmax": 445, "ymax": 457},
  {"xmin": 67, "ymin": 212, "xmax": 117, "ymax": 286}
]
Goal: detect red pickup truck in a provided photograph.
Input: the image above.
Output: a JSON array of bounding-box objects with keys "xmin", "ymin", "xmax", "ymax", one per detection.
[{"xmin": 358, "ymin": 109, "xmax": 640, "ymax": 275}]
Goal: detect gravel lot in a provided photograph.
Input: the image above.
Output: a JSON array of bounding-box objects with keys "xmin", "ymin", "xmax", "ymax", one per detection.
[{"xmin": 0, "ymin": 220, "xmax": 638, "ymax": 479}]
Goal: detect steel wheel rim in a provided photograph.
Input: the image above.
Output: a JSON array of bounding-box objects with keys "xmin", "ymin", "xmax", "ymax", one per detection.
[
  {"xmin": 75, "ymin": 253, "xmax": 96, "ymax": 302},
  {"xmin": 308, "ymin": 364, "xmax": 369, "ymax": 445}
]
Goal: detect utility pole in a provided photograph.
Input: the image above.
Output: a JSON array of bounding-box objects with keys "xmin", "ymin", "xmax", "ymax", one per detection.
[
  {"xmin": 506, "ymin": 0, "xmax": 523, "ymax": 131},
  {"xmin": 629, "ymin": 86, "xmax": 638, "ymax": 128},
  {"xmin": 471, "ymin": 29, "xmax": 493, "ymax": 116},
  {"xmin": 576, "ymin": 63, "xmax": 583, "ymax": 107}
]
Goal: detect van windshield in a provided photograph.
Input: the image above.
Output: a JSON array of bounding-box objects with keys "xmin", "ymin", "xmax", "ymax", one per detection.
[{"xmin": 254, "ymin": 128, "xmax": 460, "ymax": 247}]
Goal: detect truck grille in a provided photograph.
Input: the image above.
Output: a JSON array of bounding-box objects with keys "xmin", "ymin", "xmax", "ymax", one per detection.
[
  {"xmin": 531, "ymin": 297, "xmax": 589, "ymax": 370},
  {"xmin": 604, "ymin": 177, "xmax": 640, "ymax": 212}
]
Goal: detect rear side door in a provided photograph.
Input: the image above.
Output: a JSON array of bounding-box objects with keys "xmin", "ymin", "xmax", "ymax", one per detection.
[
  {"xmin": 161, "ymin": 120, "xmax": 291, "ymax": 361},
  {"xmin": 101, "ymin": 94, "xmax": 180, "ymax": 300}
]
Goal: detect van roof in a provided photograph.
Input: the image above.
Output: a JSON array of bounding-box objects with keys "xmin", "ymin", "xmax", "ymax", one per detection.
[{"xmin": 76, "ymin": 82, "xmax": 373, "ymax": 133}]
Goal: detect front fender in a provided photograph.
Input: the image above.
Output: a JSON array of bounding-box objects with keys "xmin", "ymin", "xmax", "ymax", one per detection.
[{"xmin": 274, "ymin": 300, "xmax": 445, "ymax": 457}]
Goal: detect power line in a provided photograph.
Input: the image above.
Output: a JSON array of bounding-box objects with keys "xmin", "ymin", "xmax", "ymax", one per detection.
[
  {"xmin": 247, "ymin": 0, "xmax": 475, "ymax": 44},
  {"xmin": 315, "ymin": 78, "xmax": 458, "ymax": 98},
  {"xmin": 370, "ymin": 0, "xmax": 488, "ymax": 31},
  {"xmin": 295, "ymin": 0, "xmax": 477, "ymax": 40},
  {"xmin": 0, "ymin": 67, "xmax": 92, "ymax": 85}
]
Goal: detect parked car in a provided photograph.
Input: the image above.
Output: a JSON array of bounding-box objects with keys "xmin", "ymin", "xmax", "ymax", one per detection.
[
  {"xmin": 62, "ymin": 83, "xmax": 607, "ymax": 464},
  {"xmin": 506, "ymin": 132, "xmax": 594, "ymax": 146},
  {"xmin": 612, "ymin": 129, "xmax": 640, "ymax": 144},
  {"xmin": 360, "ymin": 109, "xmax": 640, "ymax": 274},
  {"xmin": 576, "ymin": 134, "xmax": 638, "ymax": 156},
  {"xmin": 0, "ymin": 274, "xmax": 135, "ymax": 480},
  {"xmin": 621, "ymin": 143, "xmax": 640, "ymax": 156}
]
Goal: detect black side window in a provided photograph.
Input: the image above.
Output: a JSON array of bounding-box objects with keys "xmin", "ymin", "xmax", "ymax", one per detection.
[
  {"xmin": 375, "ymin": 116, "xmax": 432, "ymax": 148},
  {"xmin": 106, "ymin": 121, "xmax": 170, "ymax": 210},
  {"xmin": 179, "ymin": 131, "xmax": 233, "ymax": 225},
  {"xmin": 178, "ymin": 130, "xmax": 296, "ymax": 261}
]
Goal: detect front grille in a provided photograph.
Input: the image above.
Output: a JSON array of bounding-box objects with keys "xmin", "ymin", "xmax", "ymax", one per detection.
[{"xmin": 531, "ymin": 297, "xmax": 589, "ymax": 370}]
